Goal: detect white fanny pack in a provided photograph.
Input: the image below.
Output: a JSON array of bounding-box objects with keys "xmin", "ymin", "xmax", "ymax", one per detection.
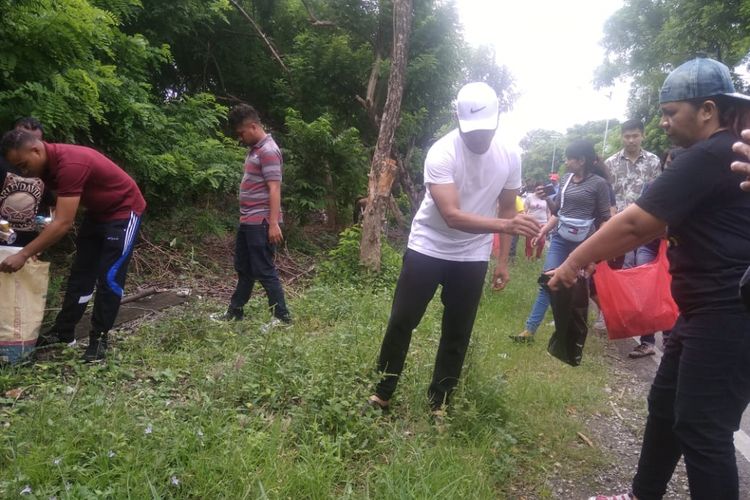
[{"xmin": 557, "ymin": 174, "xmax": 594, "ymax": 243}]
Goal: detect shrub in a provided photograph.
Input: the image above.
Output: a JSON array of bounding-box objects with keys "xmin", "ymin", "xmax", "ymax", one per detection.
[{"xmin": 316, "ymin": 226, "xmax": 401, "ymax": 290}]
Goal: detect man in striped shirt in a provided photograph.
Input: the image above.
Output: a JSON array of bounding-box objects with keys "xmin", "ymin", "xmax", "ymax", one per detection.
[{"xmin": 213, "ymin": 104, "xmax": 291, "ymax": 325}]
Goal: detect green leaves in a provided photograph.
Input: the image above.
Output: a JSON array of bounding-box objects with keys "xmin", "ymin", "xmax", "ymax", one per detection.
[
  {"xmin": 598, "ymin": 0, "xmax": 750, "ymax": 143},
  {"xmin": 283, "ymin": 109, "xmax": 369, "ymax": 224}
]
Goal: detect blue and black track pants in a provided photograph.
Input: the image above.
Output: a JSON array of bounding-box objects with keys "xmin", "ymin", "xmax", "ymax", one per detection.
[{"xmin": 53, "ymin": 212, "xmax": 142, "ymax": 339}]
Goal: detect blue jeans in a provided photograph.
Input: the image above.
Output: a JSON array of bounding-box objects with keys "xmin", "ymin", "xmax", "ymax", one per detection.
[
  {"xmin": 626, "ymin": 243, "xmax": 659, "ymax": 345},
  {"xmin": 525, "ymin": 233, "xmax": 581, "ymax": 333}
]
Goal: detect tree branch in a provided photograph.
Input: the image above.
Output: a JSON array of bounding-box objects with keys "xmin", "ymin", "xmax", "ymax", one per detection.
[
  {"xmin": 228, "ymin": 0, "xmax": 290, "ymax": 74},
  {"xmin": 299, "ymin": 0, "xmax": 337, "ymax": 27}
]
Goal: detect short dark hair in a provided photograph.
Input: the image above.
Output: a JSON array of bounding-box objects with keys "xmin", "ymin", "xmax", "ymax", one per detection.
[
  {"xmin": 14, "ymin": 116, "xmax": 44, "ymax": 133},
  {"xmin": 0, "ymin": 129, "xmax": 38, "ymax": 157},
  {"xmin": 228, "ymin": 104, "xmax": 261, "ymax": 130},
  {"xmin": 621, "ymin": 119, "xmax": 644, "ymax": 133},
  {"xmin": 686, "ymin": 94, "xmax": 750, "ymax": 137}
]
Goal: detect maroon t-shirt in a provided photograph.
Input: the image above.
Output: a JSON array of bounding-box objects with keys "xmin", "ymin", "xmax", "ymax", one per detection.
[{"xmin": 44, "ymin": 143, "xmax": 146, "ymax": 222}]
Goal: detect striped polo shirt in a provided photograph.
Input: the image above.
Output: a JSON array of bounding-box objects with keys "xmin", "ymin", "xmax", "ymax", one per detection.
[{"xmin": 239, "ymin": 134, "xmax": 283, "ymax": 225}]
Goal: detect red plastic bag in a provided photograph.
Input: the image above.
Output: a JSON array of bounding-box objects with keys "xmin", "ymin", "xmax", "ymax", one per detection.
[{"xmin": 593, "ymin": 240, "xmax": 678, "ymax": 340}]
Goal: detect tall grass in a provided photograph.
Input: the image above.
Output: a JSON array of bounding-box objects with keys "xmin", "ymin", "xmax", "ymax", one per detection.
[{"xmin": 0, "ymin": 257, "xmax": 611, "ymax": 498}]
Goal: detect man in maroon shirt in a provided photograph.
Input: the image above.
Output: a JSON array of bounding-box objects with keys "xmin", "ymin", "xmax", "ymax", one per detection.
[{"xmin": 0, "ymin": 129, "xmax": 146, "ymax": 362}]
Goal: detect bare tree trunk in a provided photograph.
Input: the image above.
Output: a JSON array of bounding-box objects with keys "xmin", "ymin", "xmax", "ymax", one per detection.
[
  {"xmin": 355, "ymin": 5, "xmax": 388, "ymax": 126},
  {"xmin": 396, "ymin": 144, "xmax": 420, "ymax": 216},
  {"xmin": 359, "ymin": 0, "xmax": 413, "ymax": 271},
  {"xmin": 323, "ymin": 166, "xmax": 338, "ymax": 228}
]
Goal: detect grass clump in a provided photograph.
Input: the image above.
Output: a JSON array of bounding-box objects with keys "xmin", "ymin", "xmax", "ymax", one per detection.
[{"xmin": 1, "ymin": 254, "xmax": 612, "ymax": 498}]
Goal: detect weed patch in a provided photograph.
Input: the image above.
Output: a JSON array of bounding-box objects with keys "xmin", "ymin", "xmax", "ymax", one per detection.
[{"xmin": 1, "ymin": 255, "xmax": 612, "ymax": 498}]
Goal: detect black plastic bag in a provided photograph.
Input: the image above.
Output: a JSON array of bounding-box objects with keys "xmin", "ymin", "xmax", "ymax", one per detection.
[{"xmin": 539, "ymin": 273, "xmax": 590, "ymax": 367}]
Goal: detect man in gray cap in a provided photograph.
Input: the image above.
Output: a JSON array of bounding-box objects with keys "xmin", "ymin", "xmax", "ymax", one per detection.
[
  {"xmin": 547, "ymin": 57, "xmax": 750, "ymax": 500},
  {"xmin": 364, "ymin": 82, "xmax": 539, "ymax": 417}
]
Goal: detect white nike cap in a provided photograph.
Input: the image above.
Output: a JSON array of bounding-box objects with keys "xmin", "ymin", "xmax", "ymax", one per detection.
[{"xmin": 456, "ymin": 82, "xmax": 499, "ymax": 133}]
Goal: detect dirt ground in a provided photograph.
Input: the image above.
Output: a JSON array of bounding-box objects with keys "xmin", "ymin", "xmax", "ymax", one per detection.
[{"xmin": 547, "ymin": 331, "xmax": 750, "ymax": 500}]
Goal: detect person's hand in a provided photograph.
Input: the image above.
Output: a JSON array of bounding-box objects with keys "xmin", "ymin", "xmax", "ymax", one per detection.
[
  {"xmin": 546, "ymin": 260, "xmax": 580, "ymax": 291},
  {"xmin": 0, "ymin": 253, "xmax": 28, "ymax": 273},
  {"xmin": 492, "ymin": 265, "xmax": 509, "ymax": 291},
  {"xmin": 531, "ymin": 228, "xmax": 548, "ymax": 247},
  {"xmin": 503, "ymin": 214, "xmax": 540, "ymax": 238},
  {"xmin": 268, "ymin": 223, "xmax": 283, "ymax": 245},
  {"xmin": 732, "ymin": 129, "xmax": 750, "ymax": 191}
]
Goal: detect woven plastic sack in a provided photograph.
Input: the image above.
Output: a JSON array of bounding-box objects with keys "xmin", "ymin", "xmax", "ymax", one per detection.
[
  {"xmin": 0, "ymin": 247, "xmax": 49, "ymax": 363},
  {"xmin": 593, "ymin": 240, "xmax": 678, "ymax": 340}
]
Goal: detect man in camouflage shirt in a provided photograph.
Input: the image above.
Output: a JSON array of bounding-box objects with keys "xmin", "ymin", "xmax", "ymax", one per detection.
[
  {"xmin": 604, "ymin": 119, "xmax": 662, "ymax": 358},
  {"xmin": 606, "ymin": 119, "xmax": 662, "ymax": 213}
]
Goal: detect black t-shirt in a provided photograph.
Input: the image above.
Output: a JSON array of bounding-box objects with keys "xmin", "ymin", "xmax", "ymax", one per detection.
[{"xmin": 636, "ymin": 130, "xmax": 750, "ymax": 315}]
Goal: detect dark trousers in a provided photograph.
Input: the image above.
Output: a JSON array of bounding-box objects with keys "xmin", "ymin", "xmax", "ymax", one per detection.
[
  {"xmin": 229, "ymin": 223, "xmax": 289, "ymax": 320},
  {"xmin": 53, "ymin": 213, "xmax": 141, "ymax": 337},
  {"xmin": 632, "ymin": 313, "xmax": 750, "ymax": 500},
  {"xmin": 375, "ymin": 249, "xmax": 488, "ymax": 409}
]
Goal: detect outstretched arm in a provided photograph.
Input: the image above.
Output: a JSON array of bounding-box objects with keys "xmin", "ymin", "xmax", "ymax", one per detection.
[
  {"xmin": 428, "ymin": 183, "xmax": 539, "ymax": 236},
  {"xmin": 547, "ymin": 204, "xmax": 666, "ymax": 290},
  {"xmin": 0, "ymin": 195, "xmax": 79, "ymax": 272}
]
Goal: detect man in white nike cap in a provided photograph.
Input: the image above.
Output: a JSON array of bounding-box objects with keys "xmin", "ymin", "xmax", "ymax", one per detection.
[{"xmin": 364, "ymin": 82, "xmax": 540, "ymax": 417}]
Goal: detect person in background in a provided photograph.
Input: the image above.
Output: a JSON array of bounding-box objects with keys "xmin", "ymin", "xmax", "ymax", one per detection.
[
  {"xmin": 550, "ymin": 57, "xmax": 750, "ymax": 500},
  {"xmin": 505, "ymin": 191, "xmax": 525, "ymax": 262},
  {"xmin": 524, "ymin": 182, "xmax": 549, "ymax": 260},
  {"xmin": 512, "ymin": 140, "xmax": 611, "ymax": 342},
  {"xmin": 0, "ymin": 129, "xmax": 146, "ymax": 362},
  {"xmin": 0, "ymin": 117, "xmax": 54, "ymax": 247},
  {"xmin": 211, "ymin": 104, "xmax": 292, "ymax": 327},
  {"xmin": 548, "ymin": 172, "xmax": 560, "ymax": 195},
  {"xmin": 605, "ymin": 118, "xmax": 662, "ymax": 358},
  {"xmin": 14, "ymin": 117, "xmax": 44, "ymax": 141},
  {"xmin": 365, "ymin": 82, "xmax": 539, "ymax": 416}
]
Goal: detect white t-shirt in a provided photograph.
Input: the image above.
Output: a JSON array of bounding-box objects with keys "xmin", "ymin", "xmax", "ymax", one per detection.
[
  {"xmin": 524, "ymin": 192, "xmax": 549, "ymax": 225},
  {"xmin": 408, "ymin": 129, "xmax": 522, "ymax": 261}
]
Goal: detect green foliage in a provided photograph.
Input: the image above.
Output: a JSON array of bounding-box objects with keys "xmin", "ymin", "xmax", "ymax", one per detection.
[
  {"xmin": 0, "ymin": 0, "xmax": 242, "ymax": 210},
  {"xmin": 519, "ymin": 129, "xmax": 565, "ymax": 184},
  {"xmin": 0, "ymin": 254, "xmax": 613, "ymax": 498},
  {"xmin": 283, "ymin": 109, "xmax": 369, "ymax": 224},
  {"xmin": 598, "ymin": 0, "xmax": 750, "ymax": 122},
  {"xmin": 317, "ymin": 225, "xmax": 401, "ymax": 288},
  {"xmin": 107, "ymin": 94, "xmax": 245, "ymax": 204},
  {"xmin": 0, "ymin": 0, "xmax": 519, "ymax": 226},
  {"xmin": 520, "ymin": 120, "xmax": 626, "ymax": 185}
]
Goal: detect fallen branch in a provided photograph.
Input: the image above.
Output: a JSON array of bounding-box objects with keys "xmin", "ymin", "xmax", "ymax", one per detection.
[
  {"xmin": 609, "ymin": 400, "xmax": 624, "ymax": 420},
  {"xmin": 121, "ymin": 287, "xmax": 159, "ymax": 305},
  {"xmin": 577, "ymin": 431, "xmax": 595, "ymax": 448}
]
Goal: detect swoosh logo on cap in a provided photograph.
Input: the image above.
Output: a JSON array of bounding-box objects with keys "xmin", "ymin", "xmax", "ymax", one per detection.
[{"xmin": 470, "ymin": 106, "xmax": 486, "ymax": 113}]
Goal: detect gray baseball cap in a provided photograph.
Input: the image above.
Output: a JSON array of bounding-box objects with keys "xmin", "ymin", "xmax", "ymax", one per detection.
[{"xmin": 659, "ymin": 57, "xmax": 750, "ymax": 104}]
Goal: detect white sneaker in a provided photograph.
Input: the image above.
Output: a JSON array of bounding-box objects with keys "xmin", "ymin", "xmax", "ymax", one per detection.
[{"xmin": 260, "ymin": 317, "xmax": 292, "ymax": 333}]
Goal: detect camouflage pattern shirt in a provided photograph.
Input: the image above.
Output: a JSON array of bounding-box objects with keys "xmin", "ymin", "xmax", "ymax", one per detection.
[{"xmin": 605, "ymin": 148, "xmax": 661, "ymax": 212}]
